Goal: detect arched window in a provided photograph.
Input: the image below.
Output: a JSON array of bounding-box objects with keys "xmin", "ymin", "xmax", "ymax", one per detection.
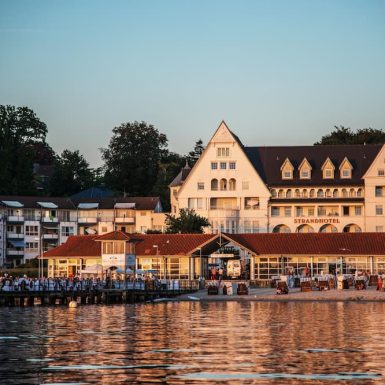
[
  {"xmin": 350, "ymin": 188, "xmax": 356, "ymax": 197},
  {"xmin": 211, "ymin": 179, "xmax": 218, "ymax": 191},
  {"xmin": 295, "ymin": 189, "xmax": 301, "ymax": 198},
  {"xmin": 278, "ymin": 189, "xmax": 285, "ymax": 198},
  {"xmin": 325, "ymin": 189, "xmax": 331, "ymax": 198},
  {"xmin": 333, "ymin": 189, "xmax": 339, "ymax": 198},
  {"xmin": 271, "ymin": 189, "xmax": 277, "ymax": 197},
  {"xmin": 302, "ymin": 189, "xmax": 308, "ymax": 198},
  {"xmin": 357, "ymin": 188, "xmax": 363, "ymax": 197},
  {"xmin": 286, "ymin": 189, "xmax": 292, "ymax": 198},
  {"xmin": 229, "ymin": 178, "xmax": 236, "ymax": 191},
  {"xmin": 317, "ymin": 189, "xmax": 324, "ymax": 198},
  {"xmin": 309, "ymin": 189, "xmax": 315, "ymax": 198},
  {"xmin": 342, "ymin": 189, "xmax": 348, "ymax": 198},
  {"xmin": 220, "ymin": 178, "xmax": 227, "ymax": 191}
]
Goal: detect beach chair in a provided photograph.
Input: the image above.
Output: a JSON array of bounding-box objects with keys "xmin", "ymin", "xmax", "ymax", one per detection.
[
  {"xmin": 369, "ymin": 275, "xmax": 378, "ymax": 287},
  {"xmin": 276, "ymin": 281, "xmax": 288, "ymax": 295},
  {"xmin": 355, "ymin": 279, "xmax": 366, "ymax": 290},
  {"xmin": 300, "ymin": 279, "xmax": 312, "ymax": 292},
  {"xmin": 237, "ymin": 283, "xmax": 249, "ymax": 295},
  {"xmin": 207, "ymin": 285, "xmax": 219, "ymax": 295},
  {"xmin": 318, "ymin": 279, "xmax": 329, "ymax": 291}
]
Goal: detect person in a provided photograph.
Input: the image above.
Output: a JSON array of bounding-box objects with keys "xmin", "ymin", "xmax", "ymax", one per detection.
[
  {"xmin": 304, "ymin": 266, "xmax": 309, "ymax": 277},
  {"xmin": 211, "ymin": 266, "xmax": 217, "ymax": 280},
  {"xmin": 377, "ymin": 275, "xmax": 383, "ymax": 291},
  {"xmin": 218, "ymin": 267, "xmax": 224, "ymax": 281}
]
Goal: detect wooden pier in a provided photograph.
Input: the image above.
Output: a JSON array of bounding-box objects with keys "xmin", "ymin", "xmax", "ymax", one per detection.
[{"xmin": 0, "ymin": 280, "xmax": 200, "ymax": 307}]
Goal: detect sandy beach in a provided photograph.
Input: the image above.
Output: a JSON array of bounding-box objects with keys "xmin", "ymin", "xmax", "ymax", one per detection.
[{"xmin": 178, "ymin": 286, "xmax": 385, "ymax": 302}]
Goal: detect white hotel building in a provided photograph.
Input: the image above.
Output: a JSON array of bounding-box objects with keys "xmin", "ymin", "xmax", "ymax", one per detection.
[{"xmin": 170, "ymin": 121, "xmax": 385, "ymax": 234}]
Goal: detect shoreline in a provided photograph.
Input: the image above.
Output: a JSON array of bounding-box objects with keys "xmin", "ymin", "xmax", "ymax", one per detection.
[{"xmin": 176, "ymin": 286, "xmax": 385, "ymax": 303}]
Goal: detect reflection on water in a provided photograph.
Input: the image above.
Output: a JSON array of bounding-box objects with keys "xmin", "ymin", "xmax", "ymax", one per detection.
[{"xmin": 0, "ymin": 302, "xmax": 384, "ymax": 384}]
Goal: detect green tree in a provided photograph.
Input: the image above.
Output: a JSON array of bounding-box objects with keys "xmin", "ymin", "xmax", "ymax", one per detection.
[
  {"xmin": 49, "ymin": 150, "xmax": 94, "ymax": 196},
  {"xmin": 315, "ymin": 125, "xmax": 385, "ymax": 145},
  {"xmin": 0, "ymin": 105, "xmax": 48, "ymax": 195},
  {"xmin": 165, "ymin": 208, "xmax": 210, "ymax": 233},
  {"xmin": 187, "ymin": 139, "xmax": 205, "ymax": 166},
  {"xmin": 101, "ymin": 121, "xmax": 168, "ymax": 195}
]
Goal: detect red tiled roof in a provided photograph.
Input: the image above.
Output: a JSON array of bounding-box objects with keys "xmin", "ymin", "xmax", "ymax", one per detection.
[
  {"xmin": 43, "ymin": 235, "xmax": 101, "ymax": 258},
  {"xmin": 224, "ymin": 233, "xmax": 385, "ymax": 256},
  {"xmin": 95, "ymin": 231, "xmax": 130, "ymax": 241},
  {"xmin": 134, "ymin": 233, "xmax": 217, "ymax": 256}
]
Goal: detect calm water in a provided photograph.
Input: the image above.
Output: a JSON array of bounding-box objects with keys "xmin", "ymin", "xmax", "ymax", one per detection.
[{"xmin": 0, "ymin": 301, "xmax": 384, "ymax": 384}]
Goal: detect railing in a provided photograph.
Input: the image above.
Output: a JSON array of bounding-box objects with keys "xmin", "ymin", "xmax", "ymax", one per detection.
[
  {"xmin": 42, "ymin": 233, "xmax": 59, "ymax": 239},
  {"xmin": 7, "ymin": 216, "xmax": 24, "ymax": 222},
  {"xmin": 42, "ymin": 217, "xmax": 59, "ymax": 223},
  {"xmin": 6, "ymin": 233, "xmax": 24, "ymax": 239},
  {"xmin": 0, "ymin": 278, "xmax": 199, "ymax": 293},
  {"xmin": 6, "ymin": 249, "xmax": 24, "ymax": 256},
  {"xmin": 78, "ymin": 217, "xmax": 98, "ymax": 224},
  {"xmin": 115, "ymin": 217, "xmax": 135, "ymax": 224}
]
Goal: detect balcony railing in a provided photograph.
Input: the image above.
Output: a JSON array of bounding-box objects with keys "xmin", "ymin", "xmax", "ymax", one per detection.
[
  {"xmin": 115, "ymin": 217, "xmax": 135, "ymax": 224},
  {"xmin": 209, "ymin": 208, "xmax": 240, "ymax": 218},
  {"xmin": 6, "ymin": 232, "xmax": 24, "ymax": 239},
  {"xmin": 42, "ymin": 233, "xmax": 59, "ymax": 240},
  {"xmin": 42, "ymin": 217, "xmax": 59, "ymax": 224},
  {"xmin": 78, "ymin": 217, "xmax": 98, "ymax": 224},
  {"xmin": 6, "ymin": 249, "xmax": 24, "ymax": 256},
  {"xmin": 7, "ymin": 216, "xmax": 24, "ymax": 222}
]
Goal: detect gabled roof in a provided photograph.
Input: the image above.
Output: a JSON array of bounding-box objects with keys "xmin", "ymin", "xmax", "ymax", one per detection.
[
  {"xmin": 169, "ymin": 162, "xmax": 192, "ymax": 187},
  {"xmin": 95, "ymin": 231, "xmax": 131, "ymax": 241},
  {"xmin": 43, "ymin": 235, "xmax": 100, "ymax": 257},
  {"xmin": 224, "ymin": 233, "xmax": 385, "ymax": 256},
  {"xmin": 244, "ymin": 145, "xmax": 381, "ymax": 186}
]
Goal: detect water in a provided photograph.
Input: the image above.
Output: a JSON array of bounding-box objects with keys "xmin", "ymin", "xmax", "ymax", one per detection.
[{"xmin": 0, "ymin": 301, "xmax": 384, "ymax": 384}]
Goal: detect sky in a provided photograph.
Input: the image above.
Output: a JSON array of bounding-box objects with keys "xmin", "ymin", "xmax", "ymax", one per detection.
[{"xmin": 1, "ymin": 0, "xmax": 385, "ymax": 167}]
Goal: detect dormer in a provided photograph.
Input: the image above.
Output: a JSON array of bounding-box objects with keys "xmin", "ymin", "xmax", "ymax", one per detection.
[
  {"xmin": 321, "ymin": 158, "xmax": 335, "ymax": 179},
  {"xmin": 280, "ymin": 158, "xmax": 294, "ymax": 180},
  {"xmin": 339, "ymin": 157, "xmax": 353, "ymax": 179},
  {"xmin": 298, "ymin": 158, "xmax": 312, "ymax": 179}
]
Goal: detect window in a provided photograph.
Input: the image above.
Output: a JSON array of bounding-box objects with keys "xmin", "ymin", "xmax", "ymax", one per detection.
[
  {"xmin": 102, "ymin": 226, "xmax": 108, "ymax": 233},
  {"xmin": 324, "ymin": 169, "xmax": 333, "ymax": 179},
  {"xmin": 25, "ymin": 226, "xmax": 38, "ymax": 236},
  {"xmin": 283, "ymin": 170, "xmax": 292, "ymax": 179},
  {"xmin": 140, "ymin": 211, "xmax": 147, "ymax": 216},
  {"xmin": 197, "ymin": 198, "xmax": 203, "ymax": 210},
  {"xmin": 376, "ymin": 226, "xmax": 384, "ymax": 232},
  {"xmin": 217, "ymin": 147, "xmax": 230, "ymax": 157},
  {"xmin": 220, "ymin": 179, "xmax": 227, "ymax": 191},
  {"xmin": 24, "ymin": 209, "xmax": 36, "ymax": 220},
  {"xmin": 375, "ymin": 186, "xmax": 383, "ymax": 197},
  {"xmin": 211, "ymin": 179, "xmax": 218, "ymax": 191},
  {"xmin": 229, "ymin": 162, "xmax": 236, "ymax": 170},
  {"xmin": 244, "ymin": 197, "xmax": 259, "ymax": 210},
  {"xmin": 300, "ymin": 170, "xmax": 310, "ymax": 179},
  {"xmin": 271, "ymin": 207, "xmax": 280, "ymax": 216},
  {"xmin": 376, "ymin": 205, "xmax": 383, "ymax": 215},
  {"xmin": 211, "ymin": 162, "xmax": 218, "ymax": 170},
  {"xmin": 296, "ymin": 207, "xmax": 303, "ymax": 216},
  {"xmin": 341, "ymin": 169, "xmax": 351, "ymax": 178},
  {"xmin": 286, "ymin": 189, "xmax": 292, "ymax": 198},
  {"xmin": 242, "ymin": 181, "xmax": 249, "ymax": 190},
  {"xmin": 378, "ymin": 169, "xmax": 385, "ymax": 176},
  {"xmin": 103, "ymin": 242, "xmax": 113, "ymax": 254},
  {"xmin": 61, "ymin": 226, "xmax": 74, "ymax": 237},
  {"xmin": 317, "ymin": 189, "xmax": 324, "ymax": 198},
  {"xmin": 355, "ymin": 206, "xmax": 362, "ymax": 216},
  {"xmin": 114, "ymin": 242, "xmax": 124, "ymax": 254},
  {"xmin": 308, "ymin": 208, "xmax": 315, "ymax": 216},
  {"xmin": 284, "ymin": 207, "xmax": 291, "ymax": 217},
  {"xmin": 25, "ymin": 242, "xmax": 38, "ymax": 251},
  {"xmin": 343, "ymin": 206, "xmax": 350, "ymax": 216},
  {"xmin": 220, "ymin": 162, "xmax": 227, "ymax": 170},
  {"xmin": 197, "ymin": 182, "xmax": 204, "ymax": 190},
  {"xmin": 59, "ymin": 210, "xmax": 70, "ymax": 222},
  {"xmin": 229, "ymin": 178, "xmax": 236, "ymax": 191},
  {"xmin": 188, "ymin": 198, "xmax": 195, "ymax": 209}
]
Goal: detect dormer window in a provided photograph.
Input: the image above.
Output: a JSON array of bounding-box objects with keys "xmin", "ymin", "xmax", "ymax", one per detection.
[
  {"xmin": 339, "ymin": 157, "xmax": 353, "ymax": 179},
  {"xmin": 322, "ymin": 158, "xmax": 335, "ymax": 179},
  {"xmin": 280, "ymin": 158, "xmax": 294, "ymax": 180},
  {"xmin": 298, "ymin": 158, "xmax": 312, "ymax": 180}
]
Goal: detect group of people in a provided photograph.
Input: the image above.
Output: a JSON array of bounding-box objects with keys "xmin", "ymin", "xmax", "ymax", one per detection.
[{"xmin": 210, "ymin": 266, "xmax": 224, "ymax": 281}]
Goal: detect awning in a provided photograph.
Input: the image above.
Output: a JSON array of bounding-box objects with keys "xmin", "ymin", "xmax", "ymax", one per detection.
[
  {"xmin": 37, "ymin": 201, "xmax": 58, "ymax": 209},
  {"xmin": 85, "ymin": 228, "xmax": 97, "ymax": 235},
  {"xmin": 1, "ymin": 200, "xmax": 23, "ymax": 208},
  {"xmin": 78, "ymin": 203, "xmax": 99, "ymax": 209},
  {"xmin": 9, "ymin": 240, "xmax": 25, "ymax": 248},
  {"xmin": 114, "ymin": 203, "xmax": 136, "ymax": 209}
]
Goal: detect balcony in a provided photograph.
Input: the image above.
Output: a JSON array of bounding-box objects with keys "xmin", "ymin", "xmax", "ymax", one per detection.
[
  {"xmin": 42, "ymin": 233, "xmax": 59, "ymax": 240},
  {"xmin": 78, "ymin": 217, "xmax": 98, "ymax": 225},
  {"xmin": 115, "ymin": 217, "xmax": 135, "ymax": 224},
  {"xmin": 6, "ymin": 232, "xmax": 24, "ymax": 239},
  {"xmin": 7, "ymin": 249, "xmax": 24, "ymax": 256},
  {"xmin": 42, "ymin": 217, "xmax": 59, "ymax": 224},
  {"xmin": 209, "ymin": 208, "xmax": 240, "ymax": 218},
  {"xmin": 7, "ymin": 216, "xmax": 24, "ymax": 223}
]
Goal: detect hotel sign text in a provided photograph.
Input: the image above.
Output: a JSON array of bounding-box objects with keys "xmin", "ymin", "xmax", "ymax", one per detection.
[{"xmin": 294, "ymin": 218, "xmax": 340, "ymax": 224}]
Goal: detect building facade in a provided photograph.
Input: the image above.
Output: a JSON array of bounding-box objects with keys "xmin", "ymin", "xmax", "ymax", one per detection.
[
  {"xmin": 170, "ymin": 121, "xmax": 385, "ymax": 234},
  {"xmin": 0, "ymin": 196, "xmax": 165, "ymax": 268}
]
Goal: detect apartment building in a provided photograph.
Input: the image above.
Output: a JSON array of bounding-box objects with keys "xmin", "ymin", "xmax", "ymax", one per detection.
[
  {"xmin": 170, "ymin": 121, "xmax": 385, "ymax": 234},
  {"xmin": 0, "ymin": 196, "xmax": 165, "ymax": 267}
]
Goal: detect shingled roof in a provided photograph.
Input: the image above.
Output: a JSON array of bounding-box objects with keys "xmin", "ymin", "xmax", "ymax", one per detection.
[
  {"xmin": 224, "ymin": 232, "xmax": 385, "ymax": 256},
  {"xmin": 244, "ymin": 145, "xmax": 381, "ymax": 186},
  {"xmin": 43, "ymin": 235, "xmax": 100, "ymax": 258},
  {"xmin": 0, "ymin": 195, "xmax": 76, "ymax": 209}
]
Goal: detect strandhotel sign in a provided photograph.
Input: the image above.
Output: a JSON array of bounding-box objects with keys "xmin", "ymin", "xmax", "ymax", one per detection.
[{"xmin": 293, "ymin": 217, "xmax": 340, "ymax": 224}]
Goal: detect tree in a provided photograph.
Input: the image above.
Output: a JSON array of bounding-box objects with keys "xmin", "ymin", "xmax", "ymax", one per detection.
[
  {"xmin": 0, "ymin": 105, "xmax": 48, "ymax": 195},
  {"xmin": 101, "ymin": 121, "xmax": 168, "ymax": 196},
  {"xmin": 186, "ymin": 139, "xmax": 205, "ymax": 166},
  {"xmin": 165, "ymin": 208, "xmax": 210, "ymax": 233},
  {"xmin": 49, "ymin": 150, "xmax": 94, "ymax": 196},
  {"xmin": 315, "ymin": 125, "xmax": 385, "ymax": 145}
]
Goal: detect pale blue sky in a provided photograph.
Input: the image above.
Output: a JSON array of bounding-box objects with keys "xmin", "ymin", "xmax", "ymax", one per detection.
[{"xmin": 1, "ymin": 0, "xmax": 385, "ymax": 167}]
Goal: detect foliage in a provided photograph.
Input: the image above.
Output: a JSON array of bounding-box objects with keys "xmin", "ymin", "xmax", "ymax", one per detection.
[
  {"xmin": 165, "ymin": 208, "xmax": 210, "ymax": 233},
  {"xmin": 49, "ymin": 150, "xmax": 95, "ymax": 196},
  {"xmin": 101, "ymin": 121, "xmax": 168, "ymax": 196},
  {"xmin": 0, "ymin": 105, "xmax": 48, "ymax": 194},
  {"xmin": 315, "ymin": 125, "xmax": 385, "ymax": 145},
  {"xmin": 186, "ymin": 139, "xmax": 205, "ymax": 166}
]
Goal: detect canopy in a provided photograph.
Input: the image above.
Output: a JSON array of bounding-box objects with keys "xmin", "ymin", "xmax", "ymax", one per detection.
[
  {"xmin": 1, "ymin": 200, "xmax": 23, "ymax": 208},
  {"xmin": 78, "ymin": 203, "xmax": 99, "ymax": 209},
  {"xmin": 116, "ymin": 267, "xmax": 134, "ymax": 274},
  {"xmin": 114, "ymin": 202, "xmax": 136, "ymax": 209},
  {"xmin": 37, "ymin": 201, "xmax": 58, "ymax": 209},
  {"xmin": 8, "ymin": 240, "xmax": 25, "ymax": 248}
]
